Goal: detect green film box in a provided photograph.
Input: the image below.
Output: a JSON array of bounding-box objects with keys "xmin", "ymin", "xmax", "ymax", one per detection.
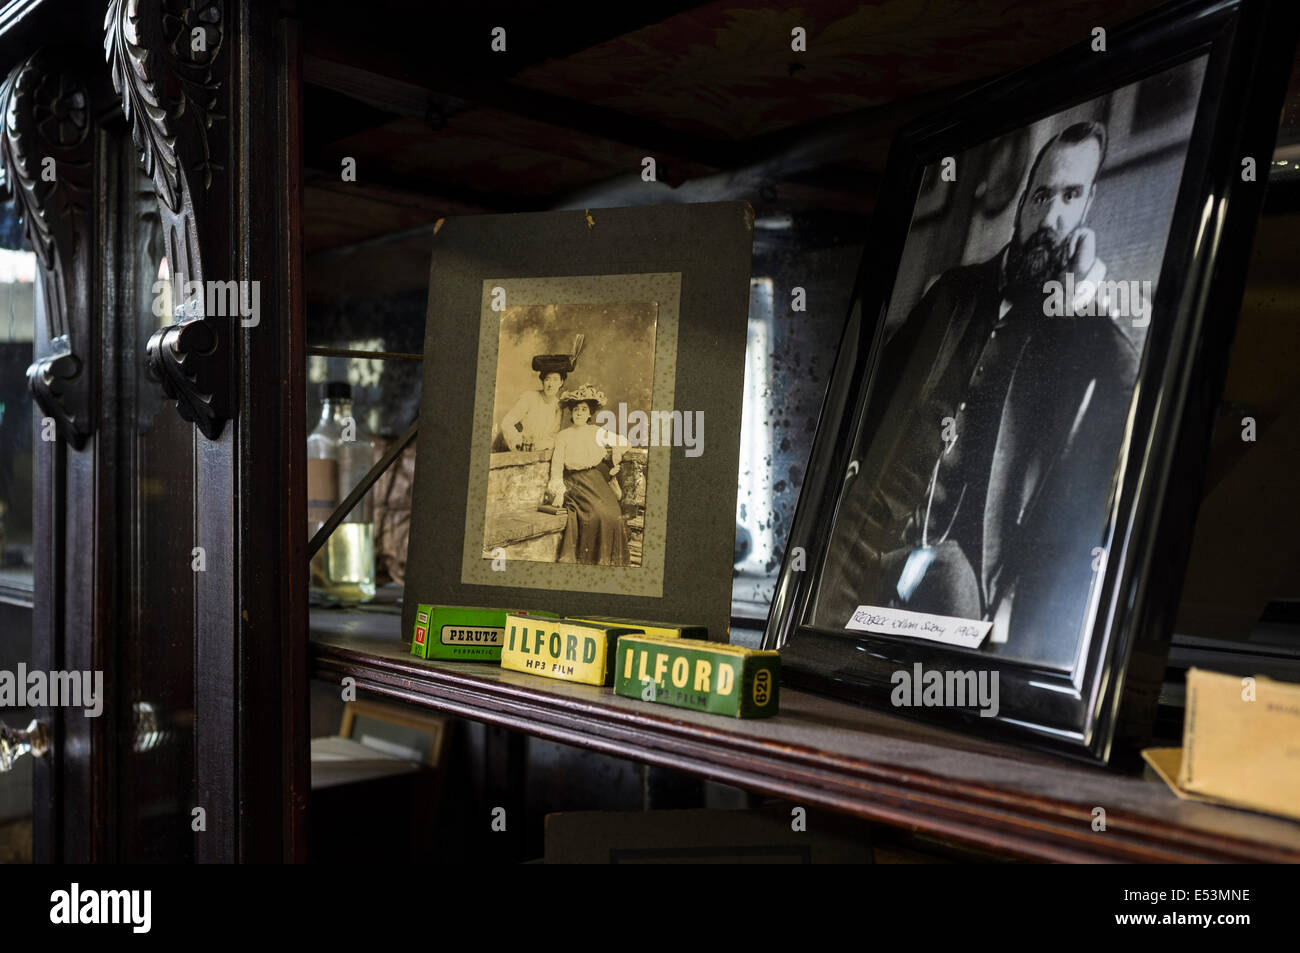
[
  {"xmin": 614, "ymin": 635, "xmax": 780, "ymax": 718},
  {"xmin": 410, "ymin": 605, "xmax": 558, "ymax": 661}
]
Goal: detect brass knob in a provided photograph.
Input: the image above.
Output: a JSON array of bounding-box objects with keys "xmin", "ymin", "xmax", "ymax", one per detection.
[{"xmin": 0, "ymin": 719, "xmax": 49, "ymax": 772}]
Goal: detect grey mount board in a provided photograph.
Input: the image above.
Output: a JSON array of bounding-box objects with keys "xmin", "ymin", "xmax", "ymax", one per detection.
[{"xmin": 402, "ymin": 201, "xmax": 754, "ymax": 644}]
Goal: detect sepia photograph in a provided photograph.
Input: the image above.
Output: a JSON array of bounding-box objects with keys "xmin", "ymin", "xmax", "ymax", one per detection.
[
  {"xmin": 810, "ymin": 55, "xmax": 1209, "ymax": 672},
  {"xmin": 483, "ymin": 301, "xmax": 658, "ymax": 569}
]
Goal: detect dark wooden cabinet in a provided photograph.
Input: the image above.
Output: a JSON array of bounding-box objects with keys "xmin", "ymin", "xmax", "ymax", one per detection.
[
  {"xmin": 0, "ymin": 0, "xmax": 307, "ymax": 863},
  {"xmin": 0, "ymin": 0, "xmax": 1297, "ymax": 864}
]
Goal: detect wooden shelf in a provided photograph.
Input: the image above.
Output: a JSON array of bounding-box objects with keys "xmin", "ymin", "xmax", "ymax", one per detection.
[
  {"xmin": 309, "ymin": 610, "xmax": 1300, "ymax": 863},
  {"xmin": 0, "ymin": 569, "xmax": 33, "ymax": 608}
]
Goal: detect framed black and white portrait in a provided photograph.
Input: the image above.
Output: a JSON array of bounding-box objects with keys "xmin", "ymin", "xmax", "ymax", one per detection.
[{"xmin": 764, "ymin": 0, "xmax": 1299, "ymax": 763}]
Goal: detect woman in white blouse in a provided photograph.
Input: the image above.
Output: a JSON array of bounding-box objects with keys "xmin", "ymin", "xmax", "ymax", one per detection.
[
  {"xmin": 500, "ymin": 369, "xmax": 565, "ymax": 452},
  {"xmin": 547, "ymin": 384, "xmax": 629, "ymax": 566}
]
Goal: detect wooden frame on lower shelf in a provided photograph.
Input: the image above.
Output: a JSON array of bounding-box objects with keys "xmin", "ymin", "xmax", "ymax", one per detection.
[{"xmin": 308, "ymin": 611, "xmax": 1300, "ymax": 863}]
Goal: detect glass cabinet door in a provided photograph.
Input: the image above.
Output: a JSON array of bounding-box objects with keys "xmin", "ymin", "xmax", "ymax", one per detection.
[
  {"xmin": 0, "ymin": 215, "xmax": 36, "ymax": 864},
  {"xmin": 106, "ymin": 136, "xmax": 197, "ymax": 862}
]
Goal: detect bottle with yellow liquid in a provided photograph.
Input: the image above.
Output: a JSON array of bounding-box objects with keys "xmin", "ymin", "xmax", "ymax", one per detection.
[{"xmin": 308, "ymin": 381, "xmax": 376, "ymax": 603}]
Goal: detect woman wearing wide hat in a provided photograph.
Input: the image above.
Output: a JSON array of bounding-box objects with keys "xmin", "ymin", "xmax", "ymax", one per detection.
[
  {"xmin": 499, "ymin": 334, "xmax": 584, "ymax": 452},
  {"xmin": 547, "ymin": 383, "xmax": 630, "ymax": 567}
]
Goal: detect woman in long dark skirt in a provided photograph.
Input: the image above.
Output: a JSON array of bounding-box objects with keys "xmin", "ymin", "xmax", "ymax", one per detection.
[{"xmin": 547, "ymin": 385, "xmax": 629, "ymax": 566}]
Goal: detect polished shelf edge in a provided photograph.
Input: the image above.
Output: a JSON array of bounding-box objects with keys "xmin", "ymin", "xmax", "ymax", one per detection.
[{"xmin": 308, "ymin": 626, "xmax": 1300, "ymax": 864}]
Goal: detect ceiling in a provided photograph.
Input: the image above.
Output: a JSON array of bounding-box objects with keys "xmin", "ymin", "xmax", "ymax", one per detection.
[{"xmin": 302, "ymin": 0, "xmax": 1300, "ymax": 254}]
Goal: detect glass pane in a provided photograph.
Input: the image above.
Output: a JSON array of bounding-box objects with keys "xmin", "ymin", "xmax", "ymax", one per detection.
[
  {"xmin": 732, "ymin": 216, "xmax": 866, "ymax": 619},
  {"xmin": 0, "ymin": 245, "xmax": 35, "ymax": 580},
  {"xmin": 114, "ymin": 145, "xmax": 195, "ymax": 861},
  {"xmin": 302, "ymin": 220, "xmax": 864, "ymax": 624},
  {"xmin": 306, "ymin": 236, "xmax": 427, "ymax": 610},
  {"xmin": 0, "ymin": 203, "xmax": 36, "ymax": 863}
]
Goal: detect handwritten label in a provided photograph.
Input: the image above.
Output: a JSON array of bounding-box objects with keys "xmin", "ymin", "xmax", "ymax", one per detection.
[{"xmin": 845, "ymin": 605, "xmax": 991, "ymax": 649}]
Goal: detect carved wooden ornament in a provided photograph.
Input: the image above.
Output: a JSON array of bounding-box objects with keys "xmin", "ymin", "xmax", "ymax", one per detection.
[
  {"xmin": 0, "ymin": 51, "xmax": 96, "ymax": 448},
  {"xmin": 106, "ymin": 0, "xmax": 230, "ymax": 439}
]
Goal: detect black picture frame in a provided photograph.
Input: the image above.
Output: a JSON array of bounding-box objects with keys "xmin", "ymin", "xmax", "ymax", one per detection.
[{"xmin": 762, "ymin": 0, "xmax": 1299, "ymax": 765}]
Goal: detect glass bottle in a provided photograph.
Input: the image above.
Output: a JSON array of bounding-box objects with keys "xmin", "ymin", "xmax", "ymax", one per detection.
[{"xmin": 308, "ymin": 381, "xmax": 376, "ymax": 603}]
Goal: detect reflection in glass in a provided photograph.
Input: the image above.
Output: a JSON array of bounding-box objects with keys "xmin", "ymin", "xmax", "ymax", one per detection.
[
  {"xmin": 734, "ymin": 278, "xmax": 776, "ymax": 611},
  {"xmin": 0, "ymin": 246, "xmax": 35, "ymax": 578},
  {"xmin": 118, "ymin": 147, "xmax": 196, "ymax": 861},
  {"xmin": 0, "ymin": 215, "xmax": 36, "ymax": 863}
]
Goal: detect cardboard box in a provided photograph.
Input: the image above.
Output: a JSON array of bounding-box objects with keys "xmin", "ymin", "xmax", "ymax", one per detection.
[
  {"xmin": 410, "ymin": 605, "xmax": 557, "ymax": 661},
  {"xmin": 614, "ymin": 635, "xmax": 780, "ymax": 718},
  {"xmin": 1143, "ymin": 668, "xmax": 1300, "ymax": 822},
  {"xmin": 567, "ymin": 616, "xmax": 708, "ymax": 641},
  {"xmin": 500, "ymin": 615, "xmax": 640, "ymax": 686}
]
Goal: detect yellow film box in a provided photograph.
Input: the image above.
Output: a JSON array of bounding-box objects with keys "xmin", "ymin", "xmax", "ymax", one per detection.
[
  {"xmin": 501, "ymin": 615, "xmax": 641, "ymax": 687},
  {"xmin": 567, "ymin": 616, "xmax": 708, "ymax": 641}
]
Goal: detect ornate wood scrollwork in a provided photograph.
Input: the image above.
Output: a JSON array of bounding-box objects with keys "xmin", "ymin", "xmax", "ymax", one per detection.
[
  {"xmin": 106, "ymin": 0, "xmax": 230, "ymax": 439},
  {"xmin": 0, "ymin": 51, "xmax": 96, "ymax": 448}
]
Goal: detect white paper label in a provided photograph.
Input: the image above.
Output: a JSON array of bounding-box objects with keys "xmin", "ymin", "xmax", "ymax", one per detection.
[
  {"xmin": 359, "ymin": 734, "xmax": 423, "ymax": 763},
  {"xmin": 845, "ymin": 605, "xmax": 992, "ymax": 649}
]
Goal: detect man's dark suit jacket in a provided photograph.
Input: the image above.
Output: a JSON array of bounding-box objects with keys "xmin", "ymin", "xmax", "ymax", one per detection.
[{"xmin": 814, "ymin": 247, "xmax": 1140, "ymax": 670}]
